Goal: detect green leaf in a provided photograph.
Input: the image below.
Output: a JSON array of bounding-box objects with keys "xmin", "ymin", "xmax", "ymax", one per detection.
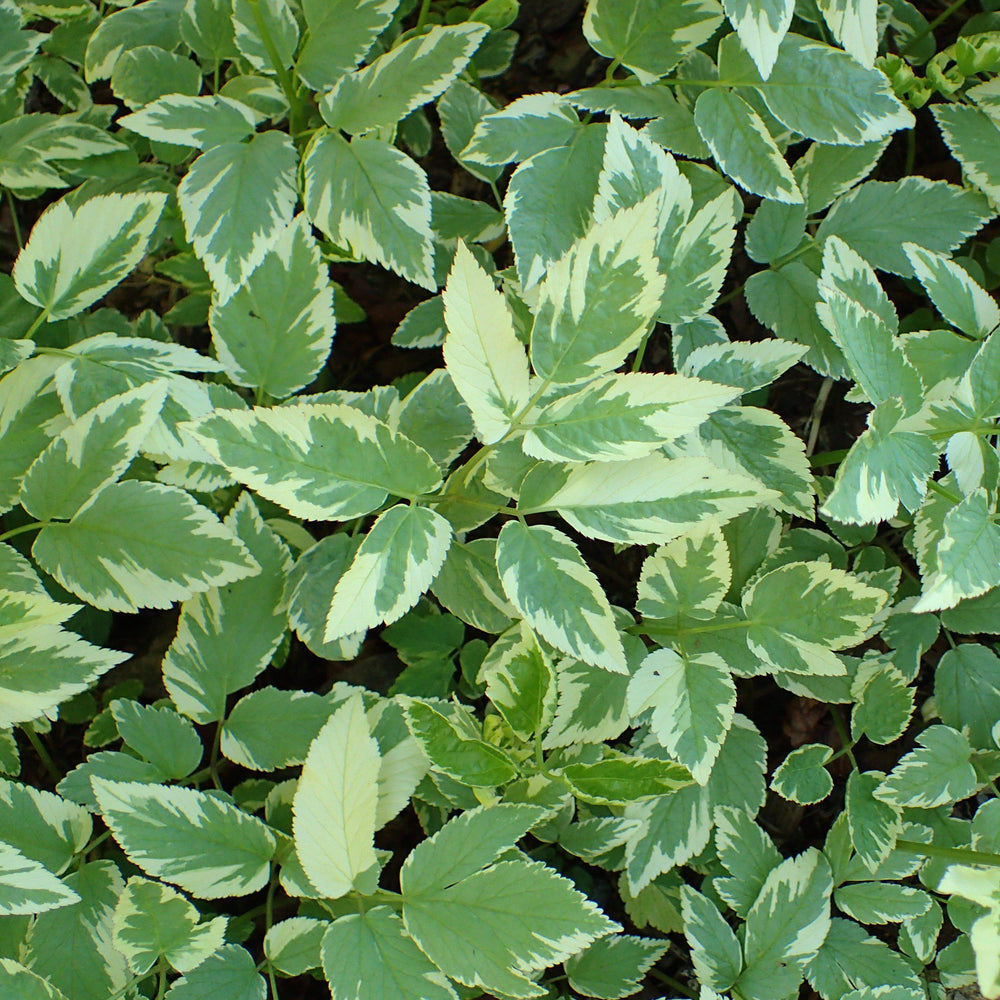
[
  {"xmin": 32, "ymin": 481, "xmax": 258, "ymax": 614},
  {"xmin": 162, "ymin": 493, "xmax": 290, "ymax": 723},
  {"xmin": 177, "ymin": 131, "xmax": 298, "ymax": 302},
  {"xmin": 518, "ymin": 455, "xmax": 773, "ymax": 545},
  {"xmin": 583, "ymin": 0, "xmax": 724, "ymax": 82},
  {"xmin": 564, "ymin": 933, "xmax": 668, "ymax": 1000},
  {"xmin": 189, "ymin": 403, "xmax": 441, "ymax": 520},
  {"xmin": 221, "ymin": 688, "xmax": 332, "ymax": 770},
  {"xmin": 401, "ymin": 803, "xmax": 545, "ymax": 896},
  {"xmin": 20, "ymin": 383, "xmax": 165, "ymax": 522},
  {"xmin": 627, "ymin": 648, "xmax": 735, "ymax": 784},
  {"xmin": 111, "ymin": 701, "xmax": 202, "ymax": 780},
  {"xmin": 323, "ymin": 504, "xmax": 452, "ymax": 641},
  {"xmin": 792, "ymin": 138, "xmax": 888, "ymax": 214},
  {"xmin": 111, "ymin": 48, "xmax": 203, "ymax": 109},
  {"xmin": 164, "ymin": 944, "xmax": 264, "ymax": 1000},
  {"xmin": 844, "ymin": 770, "xmax": 902, "ymax": 872},
  {"xmin": 296, "ymin": 0, "xmax": 400, "ymax": 90},
  {"xmin": 292, "ymin": 693, "xmax": 380, "ymax": 900},
  {"xmin": 13, "ymin": 193, "xmax": 166, "ymax": 321},
  {"xmin": 817, "ymin": 177, "xmax": 992, "ymax": 277},
  {"xmin": 694, "ymin": 89, "xmax": 801, "ymax": 202},
  {"xmin": 92, "ymin": 779, "xmax": 276, "ymax": 899},
  {"xmin": 935, "ymin": 643, "xmax": 1000, "ymax": 749},
  {"xmin": 437, "ymin": 80, "xmax": 502, "ymax": 182},
  {"xmin": 529, "ymin": 198, "xmax": 664, "ymax": 385},
  {"xmin": 743, "ymin": 561, "xmax": 888, "ymax": 675},
  {"xmin": 874, "ymin": 725, "xmax": 979, "ymax": 809},
  {"xmin": 637, "ymin": 521, "xmax": 731, "ymax": 622},
  {"xmin": 304, "ymin": 132, "xmax": 435, "ymax": 290},
  {"xmin": 523, "ymin": 372, "xmax": 736, "ymax": 463},
  {"xmin": 320, "ymin": 23, "xmax": 487, "ymax": 135},
  {"xmin": 119, "ymin": 95, "xmax": 257, "ymax": 149},
  {"xmin": 403, "ymin": 857, "xmax": 618, "ymax": 999},
  {"xmin": 462, "ymin": 92, "xmax": 581, "ymax": 166},
  {"xmin": 442, "ymin": 241, "xmax": 530, "ymax": 443},
  {"xmin": 483, "ymin": 624, "xmax": 556, "ymax": 741},
  {"xmin": 209, "ymin": 214, "xmax": 334, "ymax": 398},
  {"xmin": 395, "ymin": 369, "xmax": 476, "ymax": 469},
  {"xmin": 504, "ymin": 124, "xmax": 607, "ymax": 289},
  {"xmin": 721, "ymin": 32, "xmax": 912, "ymax": 144},
  {"xmin": 933, "ymin": 103, "xmax": 1000, "ymax": 208},
  {"xmin": 822, "ymin": 399, "xmax": 937, "ymax": 525},
  {"xmin": 722, "ymin": 0, "xmax": 794, "ymax": 78},
  {"xmin": 680, "ymin": 885, "xmax": 742, "ymax": 993},
  {"xmin": 914, "ymin": 489, "xmax": 1000, "ymax": 613},
  {"xmin": 833, "ymin": 882, "xmax": 930, "ymax": 925},
  {"xmin": 736, "ymin": 849, "xmax": 833, "ymax": 1000},
  {"xmin": 681, "ymin": 338, "xmax": 806, "ymax": 393},
  {"xmin": 401, "ymin": 699, "xmax": 517, "ymax": 787},
  {"xmin": 495, "ymin": 521, "xmax": 625, "ymax": 673},
  {"xmin": 179, "ymin": 0, "xmax": 239, "ymax": 62},
  {"xmin": 561, "ymin": 755, "xmax": 692, "ymax": 805},
  {"xmin": 431, "ymin": 537, "xmax": 517, "ymax": 634},
  {"xmin": 904, "ymin": 243, "xmax": 1000, "ymax": 339},
  {"xmin": 0, "ymin": 842, "xmax": 79, "ymax": 916},
  {"xmin": 112, "ymin": 877, "xmax": 227, "ymax": 975},
  {"xmin": 321, "ymin": 907, "xmax": 458, "ymax": 1000},
  {"xmin": 264, "ymin": 917, "xmax": 327, "ymax": 975}
]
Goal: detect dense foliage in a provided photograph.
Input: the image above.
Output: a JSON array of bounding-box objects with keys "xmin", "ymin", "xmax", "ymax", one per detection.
[{"xmin": 2, "ymin": 0, "xmax": 1000, "ymax": 998}]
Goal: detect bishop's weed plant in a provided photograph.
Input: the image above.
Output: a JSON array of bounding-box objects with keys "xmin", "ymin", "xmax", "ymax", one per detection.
[{"xmin": 2, "ymin": 0, "xmax": 1000, "ymax": 998}]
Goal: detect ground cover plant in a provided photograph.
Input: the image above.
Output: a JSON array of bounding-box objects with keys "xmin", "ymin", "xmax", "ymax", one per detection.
[{"xmin": 2, "ymin": 0, "xmax": 1000, "ymax": 997}]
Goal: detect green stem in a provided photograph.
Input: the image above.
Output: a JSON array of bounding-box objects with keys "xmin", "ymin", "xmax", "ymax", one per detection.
[
  {"xmin": 926, "ymin": 478, "xmax": 963, "ymax": 505},
  {"xmin": 415, "ymin": 0, "xmax": 432, "ymax": 31},
  {"xmin": 0, "ymin": 520, "xmax": 50, "ymax": 544},
  {"xmin": 5, "ymin": 190, "xmax": 22, "ymax": 248},
  {"xmin": 265, "ymin": 870, "xmax": 281, "ymax": 1000},
  {"xmin": 631, "ymin": 321, "xmax": 656, "ymax": 372},
  {"xmin": 23, "ymin": 308, "xmax": 50, "ymax": 341},
  {"xmin": 899, "ymin": 0, "xmax": 972, "ymax": 57},
  {"xmin": 22, "ymin": 723, "xmax": 62, "ymax": 784},
  {"xmin": 897, "ymin": 838, "xmax": 1000, "ymax": 869},
  {"xmin": 828, "ymin": 707, "xmax": 858, "ymax": 770},
  {"xmin": 647, "ymin": 966, "xmax": 696, "ymax": 999}
]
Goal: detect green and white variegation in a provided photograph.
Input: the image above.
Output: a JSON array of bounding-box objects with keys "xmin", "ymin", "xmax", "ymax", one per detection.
[
  {"xmin": 13, "ymin": 193, "xmax": 166, "ymax": 321},
  {"xmin": 722, "ymin": 0, "xmax": 794, "ymax": 78},
  {"xmin": 118, "ymin": 95, "xmax": 259, "ymax": 149}
]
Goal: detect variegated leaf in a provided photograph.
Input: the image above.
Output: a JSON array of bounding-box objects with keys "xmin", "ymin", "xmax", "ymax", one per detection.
[
  {"xmin": 682, "ymin": 338, "xmax": 807, "ymax": 394},
  {"xmin": 178, "ymin": 131, "xmax": 298, "ymax": 302},
  {"xmin": 481, "ymin": 623, "xmax": 556, "ymax": 741},
  {"xmin": 583, "ymin": 0, "xmax": 725, "ymax": 83},
  {"xmin": 320, "ymin": 23, "xmax": 487, "ymax": 135},
  {"xmin": 83, "ymin": 0, "xmax": 185, "ymax": 81},
  {"xmin": 817, "ymin": 0, "xmax": 878, "ymax": 65},
  {"xmin": 530, "ymin": 198, "xmax": 664, "ymax": 385},
  {"xmin": 873, "ymin": 725, "xmax": 978, "ymax": 809},
  {"xmin": 461, "ymin": 92, "xmax": 582, "ymax": 166},
  {"xmin": 822, "ymin": 398, "xmax": 938, "ymax": 525},
  {"xmin": 187, "ymin": 404, "xmax": 442, "ymax": 520},
  {"xmin": 304, "ymin": 133, "xmax": 435, "ymax": 290},
  {"xmin": 20, "ymin": 383, "xmax": 166, "ymax": 521},
  {"xmin": 681, "ymin": 886, "xmax": 742, "ymax": 993},
  {"xmin": 293, "ymin": 694, "xmax": 380, "ymax": 900},
  {"xmin": 323, "ymin": 504, "xmax": 452, "ymax": 641},
  {"xmin": 32, "ymin": 481, "xmax": 259, "ymax": 614},
  {"xmin": 495, "ymin": 521, "xmax": 626, "ymax": 674},
  {"xmin": 0, "ymin": 842, "xmax": 79, "ymax": 916},
  {"xmin": 162, "ymin": 494, "xmax": 291, "ymax": 723},
  {"xmin": 92, "ymin": 778, "xmax": 276, "ymax": 898},
  {"xmin": 296, "ymin": 0, "xmax": 400, "ymax": 90},
  {"xmin": 442, "ymin": 241, "xmax": 530, "ymax": 443},
  {"xmin": 637, "ymin": 522, "xmax": 731, "ymax": 622},
  {"xmin": 743, "ymin": 561, "xmax": 889, "ymax": 676},
  {"xmin": 522, "ymin": 373, "xmax": 737, "ymax": 463},
  {"xmin": 933, "ymin": 102, "xmax": 1000, "ymax": 209},
  {"xmin": 518, "ymin": 456, "xmax": 773, "ymax": 545},
  {"xmin": 210, "ymin": 214, "xmax": 335, "ymax": 399},
  {"xmin": 232, "ymin": 0, "xmax": 297, "ymax": 73},
  {"xmin": 118, "ymin": 95, "xmax": 258, "ymax": 149},
  {"xmin": 722, "ymin": 0, "xmax": 794, "ymax": 78},
  {"xmin": 13, "ymin": 193, "xmax": 166, "ymax": 321},
  {"xmin": 627, "ymin": 648, "xmax": 736, "ymax": 783},
  {"xmin": 694, "ymin": 89, "xmax": 802, "ymax": 203}
]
